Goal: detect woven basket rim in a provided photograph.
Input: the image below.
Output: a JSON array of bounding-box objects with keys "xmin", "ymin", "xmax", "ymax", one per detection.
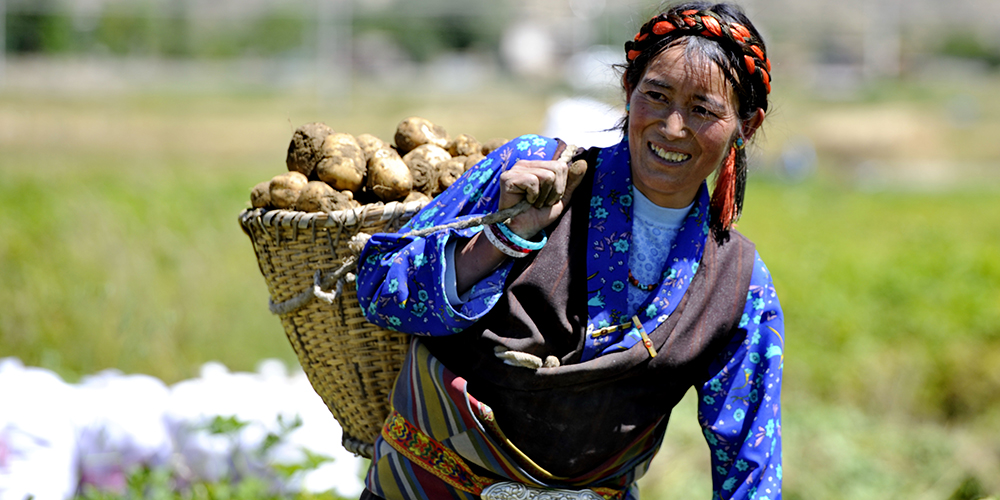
[{"xmin": 239, "ymin": 200, "xmax": 428, "ymax": 230}]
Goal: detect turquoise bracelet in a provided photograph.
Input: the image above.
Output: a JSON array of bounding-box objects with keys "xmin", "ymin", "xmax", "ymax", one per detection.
[{"xmin": 495, "ymin": 222, "xmax": 547, "ymax": 251}]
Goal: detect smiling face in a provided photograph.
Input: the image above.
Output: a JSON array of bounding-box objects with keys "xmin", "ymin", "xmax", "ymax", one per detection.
[{"xmin": 627, "ymin": 43, "xmax": 743, "ymax": 208}]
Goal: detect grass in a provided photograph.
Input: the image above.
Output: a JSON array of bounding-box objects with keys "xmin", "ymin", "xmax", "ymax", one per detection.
[
  {"xmin": 2, "ymin": 76, "xmax": 999, "ymax": 498},
  {"xmin": 641, "ymin": 389, "xmax": 1000, "ymax": 500},
  {"xmin": 740, "ymin": 181, "xmax": 1000, "ymax": 420}
]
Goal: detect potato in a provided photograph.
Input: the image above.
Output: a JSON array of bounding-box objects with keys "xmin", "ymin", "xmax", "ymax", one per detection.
[
  {"xmin": 316, "ymin": 133, "xmax": 366, "ymax": 193},
  {"xmin": 446, "ymin": 134, "xmax": 481, "ymax": 157},
  {"xmin": 403, "ymin": 144, "xmax": 451, "ymax": 195},
  {"xmin": 295, "ymin": 180, "xmax": 334, "ymax": 212},
  {"xmin": 269, "ymin": 171, "xmax": 308, "ymax": 209},
  {"xmin": 295, "ymin": 181, "xmax": 357, "ymax": 212},
  {"xmin": 286, "ymin": 122, "xmax": 334, "ymax": 177},
  {"xmin": 367, "ymin": 148, "xmax": 413, "ymax": 202},
  {"xmin": 403, "ymin": 191, "xmax": 432, "ymax": 205},
  {"xmin": 356, "ymin": 133, "xmax": 388, "ymax": 163},
  {"xmin": 481, "ymin": 138, "xmax": 508, "ymax": 155},
  {"xmin": 250, "ymin": 181, "xmax": 271, "ymax": 208},
  {"xmin": 437, "ymin": 157, "xmax": 466, "ymax": 194},
  {"xmin": 464, "ymin": 153, "xmax": 485, "ymax": 172},
  {"xmin": 394, "ymin": 117, "xmax": 449, "ymax": 155}
]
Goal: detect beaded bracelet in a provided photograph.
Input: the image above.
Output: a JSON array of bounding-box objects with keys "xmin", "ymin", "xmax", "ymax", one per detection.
[
  {"xmin": 494, "ymin": 222, "xmax": 548, "ymax": 251},
  {"xmin": 483, "ymin": 223, "xmax": 532, "ymax": 258}
]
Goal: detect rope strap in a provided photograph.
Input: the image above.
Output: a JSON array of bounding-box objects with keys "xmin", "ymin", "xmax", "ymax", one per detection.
[{"xmin": 267, "ymin": 255, "xmax": 358, "ymax": 315}]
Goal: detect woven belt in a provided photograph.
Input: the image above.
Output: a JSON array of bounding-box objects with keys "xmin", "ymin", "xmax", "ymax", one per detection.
[
  {"xmin": 481, "ymin": 482, "xmax": 605, "ymax": 500},
  {"xmin": 382, "ymin": 409, "xmax": 625, "ymax": 499}
]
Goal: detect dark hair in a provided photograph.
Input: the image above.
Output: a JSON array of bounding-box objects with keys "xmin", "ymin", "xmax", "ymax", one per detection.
[{"xmin": 620, "ymin": 2, "xmax": 771, "ymax": 242}]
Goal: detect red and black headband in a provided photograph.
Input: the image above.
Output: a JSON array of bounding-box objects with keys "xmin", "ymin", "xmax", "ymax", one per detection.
[{"xmin": 625, "ymin": 9, "xmax": 771, "ymax": 94}]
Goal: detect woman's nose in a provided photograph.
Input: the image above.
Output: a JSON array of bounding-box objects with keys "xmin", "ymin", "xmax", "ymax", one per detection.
[{"xmin": 661, "ymin": 110, "xmax": 688, "ymax": 139}]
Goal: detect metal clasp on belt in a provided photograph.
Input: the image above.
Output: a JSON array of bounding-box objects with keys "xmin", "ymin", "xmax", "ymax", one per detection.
[{"xmin": 481, "ymin": 482, "xmax": 604, "ymax": 500}]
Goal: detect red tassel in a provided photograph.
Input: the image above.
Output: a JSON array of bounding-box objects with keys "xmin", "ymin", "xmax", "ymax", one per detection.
[{"xmin": 711, "ymin": 146, "xmax": 737, "ymax": 230}]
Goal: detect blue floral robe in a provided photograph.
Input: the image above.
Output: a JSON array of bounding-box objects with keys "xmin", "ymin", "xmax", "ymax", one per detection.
[{"xmin": 356, "ymin": 135, "xmax": 784, "ymax": 500}]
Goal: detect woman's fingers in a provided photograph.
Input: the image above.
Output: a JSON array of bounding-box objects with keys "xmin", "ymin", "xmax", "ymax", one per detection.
[
  {"xmin": 562, "ymin": 159, "xmax": 589, "ymax": 201},
  {"xmin": 542, "ymin": 164, "xmax": 566, "ymax": 207},
  {"xmin": 500, "ymin": 169, "xmax": 537, "ymax": 206},
  {"xmin": 530, "ymin": 168, "xmax": 551, "ymax": 207},
  {"xmin": 498, "ymin": 158, "xmax": 587, "ymax": 238},
  {"xmin": 503, "ymin": 160, "xmax": 568, "ymax": 208}
]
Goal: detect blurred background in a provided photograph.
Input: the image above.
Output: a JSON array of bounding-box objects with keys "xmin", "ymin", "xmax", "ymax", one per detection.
[{"xmin": 1, "ymin": 0, "xmax": 999, "ymax": 498}]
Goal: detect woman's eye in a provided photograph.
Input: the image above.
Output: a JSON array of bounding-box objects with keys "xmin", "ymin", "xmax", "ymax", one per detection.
[
  {"xmin": 693, "ymin": 106, "xmax": 716, "ymax": 117},
  {"xmin": 645, "ymin": 91, "xmax": 666, "ymax": 101}
]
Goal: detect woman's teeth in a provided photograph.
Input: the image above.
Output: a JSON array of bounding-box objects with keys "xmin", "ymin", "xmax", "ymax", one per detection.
[{"xmin": 650, "ymin": 143, "xmax": 690, "ymax": 163}]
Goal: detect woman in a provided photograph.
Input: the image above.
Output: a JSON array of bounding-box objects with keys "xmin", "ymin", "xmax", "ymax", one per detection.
[{"xmin": 355, "ymin": 3, "xmax": 783, "ymax": 499}]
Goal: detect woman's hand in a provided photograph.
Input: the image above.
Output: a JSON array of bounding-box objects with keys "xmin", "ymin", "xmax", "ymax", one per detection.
[
  {"xmin": 499, "ymin": 158, "xmax": 589, "ymax": 238},
  {"xmin": 453, "ymin": 157, "xmax": 587, "ymax": 295}
]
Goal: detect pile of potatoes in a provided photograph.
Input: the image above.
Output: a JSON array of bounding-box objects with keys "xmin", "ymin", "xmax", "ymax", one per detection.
[{"xmin": 250, "ymin": 117, "xmax": 509, "ymax": 213}]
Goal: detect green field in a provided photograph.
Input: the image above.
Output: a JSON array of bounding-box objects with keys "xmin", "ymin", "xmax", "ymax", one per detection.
[{"xmin": 1, "ymin": 78, "xmax": 998, "ymax": 499}]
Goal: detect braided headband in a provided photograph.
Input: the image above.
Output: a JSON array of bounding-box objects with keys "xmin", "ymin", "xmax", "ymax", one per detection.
[{"xmin": 625, "ymin": 9, "xmax": 771, "ymax": 93}]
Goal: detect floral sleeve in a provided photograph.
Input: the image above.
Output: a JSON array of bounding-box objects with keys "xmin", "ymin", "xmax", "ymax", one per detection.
[
  {"xmin": 697, "ymin": 251, "xmax": 784, "ymax": 500},
  {"xmin": 356, "ymin": 135, "xmax": 561, "ymax": 336}
]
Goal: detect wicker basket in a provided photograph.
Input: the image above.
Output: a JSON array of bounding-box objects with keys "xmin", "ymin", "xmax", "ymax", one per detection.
[{"xmin": 238, "ymin": 200, "xmax": 428, "ymax": 458}]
